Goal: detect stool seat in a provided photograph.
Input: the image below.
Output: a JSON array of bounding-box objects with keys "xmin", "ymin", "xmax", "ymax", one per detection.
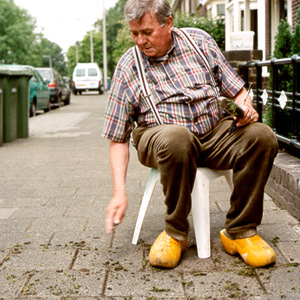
[{"xmin": 132, "ymin": 167, "xmax": 233, "ymax": 258}]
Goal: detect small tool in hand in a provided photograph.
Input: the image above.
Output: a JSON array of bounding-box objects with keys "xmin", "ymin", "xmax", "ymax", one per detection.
[{"xmin": 218, "ymin": 84, "xmax": 252, "ymax": 135}]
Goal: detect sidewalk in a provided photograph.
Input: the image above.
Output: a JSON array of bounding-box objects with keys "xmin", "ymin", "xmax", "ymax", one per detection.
[{"xmin": 0, "ymin": 94, "xmax": 299, "ymax": 299}]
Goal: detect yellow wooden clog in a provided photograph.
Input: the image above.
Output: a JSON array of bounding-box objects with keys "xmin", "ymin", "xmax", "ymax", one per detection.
[
  {"xmin": 149, "ymin": 231, "xmax": 188, "ymax": 268},
  {"xmin": 220, "ymin": 229, "xmax": 276, "ymax": 267}
]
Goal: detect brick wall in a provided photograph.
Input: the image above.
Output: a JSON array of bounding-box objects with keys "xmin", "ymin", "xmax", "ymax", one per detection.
[
  {"xmin": 266, "ymin": 152, "xmax": 300, "ymax": 221},
  {"xmin": 223, "ymin": 49, "xmax": 263, "ymax": 88},
  {"xmin": 292, "ymin": 0, "xmax": 300, "ymax": 30},
  {"xmin": 266, "ymin": 0, "xmax": 271, "ymax": 60}
]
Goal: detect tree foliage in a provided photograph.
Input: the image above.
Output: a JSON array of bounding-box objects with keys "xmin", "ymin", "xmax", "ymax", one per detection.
[
  {"xmin": 0, "ymin": 0, "xmax": 67, "ymax": 74},
  {"xmin": 0, "ymin": 0, "xmax": 36, "ymax": 64},
  {"xmin": 112, "ymin": 20, "xmax": 135, "ymax": 66},
  {"xmin": 173, "ymin": 13, "xmax": 225, "ymax": 51},
  {"xmin": 66, "ymin": 0, "xmax": 128, "ymax": 78},
  {"xmin": 273, "ymin": 19, "xmax": 293, "ymax": 60}
]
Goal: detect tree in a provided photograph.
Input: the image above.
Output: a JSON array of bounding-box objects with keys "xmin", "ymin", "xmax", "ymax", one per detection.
[
  {"xmin": 0, "ymin": 0, "xmax": 36, "ymax": 64},
  {"xmin": 173, "ymin": 13, "xmax": 225, "ymax": 51},
  {"xmin": 112, "ymin": 20, "xmax": 135, "ymax": 66},
  {"xmin": 66, "ymin": 45, "xmax": 77, "ymax": 76},
  {"xmin": 0, "ymin": 0, "xmax": 68, "ymax": 75},
  {"xmin": 39, "ymin": 38, "xmax": 67, "ymax": 75},
  {"xmin": 273, "ymin": 19, "xmax": 293, "ymax": 60},
  {"xmin": 105, "ymin": 0, "xmax": 128, "ymax": 76}
]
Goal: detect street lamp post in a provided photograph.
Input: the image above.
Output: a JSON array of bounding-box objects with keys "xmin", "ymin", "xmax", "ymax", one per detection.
[
  {"xmin": 42, "ymin": 55, "xmax": 52, "ymax": 68},
  {"xmin": 75, "ymin": 42, "xmax": 80, "ymax": 65},
  {"xmin": 103, "ymin": 0, "xmax": 107, "ymax": 91},
  {"xmin": 90, "ymin": 30, "xmax": 94, "ymax": 63}
]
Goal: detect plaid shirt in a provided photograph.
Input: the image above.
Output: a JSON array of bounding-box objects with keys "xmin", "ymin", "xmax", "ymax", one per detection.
[{"xmin": 102, "ymin": 28, "xmax": 244, "ymax": 142}]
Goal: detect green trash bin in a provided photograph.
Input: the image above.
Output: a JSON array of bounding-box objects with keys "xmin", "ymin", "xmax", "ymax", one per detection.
[
  {"xmin": 0, "ymin": 69, "xmax": 18, "ymax": 143},
  {"xmin": 0, "ymin": 79, "xmax": 3, "ymax": 146},
  {"xmin": 15, "ymin": 69, "xmax": 32, "ymax": 139},
  {"xmin": 0, "ymin": 66, "xmax": 32, "ymax": 142}
]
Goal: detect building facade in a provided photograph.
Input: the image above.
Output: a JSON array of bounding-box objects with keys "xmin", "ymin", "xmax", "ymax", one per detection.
[{"xmin": 171, "ymin": 0, "xmax": 300, "ymax": 60}]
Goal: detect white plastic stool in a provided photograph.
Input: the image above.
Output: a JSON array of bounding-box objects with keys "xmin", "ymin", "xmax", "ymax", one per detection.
[{"xmin": 132, "ymin": 167, "xmax": 233, "ymax": 258}]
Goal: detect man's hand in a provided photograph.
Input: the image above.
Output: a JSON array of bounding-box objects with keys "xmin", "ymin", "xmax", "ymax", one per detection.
[
  {"xmin": 234, "ymin": 103, "xmax": 259, "ymax": 127},
  {"xmin": 106, "ymin": 140, "xmax": 130, "ymax": 234},
  {"xmin": 106, "ymin": 193, "xmax": 128, "ymax": 233},
  {"xmin": 233, "ymin": 87, "xmax": 259, "ymax": 127}
]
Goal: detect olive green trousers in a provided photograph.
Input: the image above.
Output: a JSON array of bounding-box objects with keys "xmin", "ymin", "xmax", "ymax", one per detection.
[{"xmin": 132, "ymin": 117, "xmax": 278, "ymax": 241}]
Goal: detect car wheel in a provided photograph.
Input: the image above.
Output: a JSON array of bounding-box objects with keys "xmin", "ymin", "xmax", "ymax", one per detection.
[
  {"xmin": 64, "ymin": 94, "xmax": 71, "ymax": 105},
  {"xmin": 30, "ymin": 101, "xmax": 36, "ymax": 117},
  {"xmin": 44, "ymin": 101, "xmax": 51, "ymax": 113},
  {"xmin": 55, "ymin": 95, "xmax": 62, "ymax": 108}
]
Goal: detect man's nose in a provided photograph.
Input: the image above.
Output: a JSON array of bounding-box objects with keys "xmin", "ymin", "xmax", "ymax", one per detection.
[{"xmin": 135, "ymin": 34, "xmax": 147, "ymax": 45}]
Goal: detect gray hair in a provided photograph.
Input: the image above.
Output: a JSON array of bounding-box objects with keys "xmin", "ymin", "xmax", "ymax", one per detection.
[{"xmin": 124, "ymin": 0, "xmax": 173, "ymax": 25}]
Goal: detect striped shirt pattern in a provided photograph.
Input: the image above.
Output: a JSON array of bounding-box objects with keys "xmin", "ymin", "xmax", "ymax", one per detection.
[{"xmin": 102, "ymin": 28, "xmax": 244, "ymax": 142}]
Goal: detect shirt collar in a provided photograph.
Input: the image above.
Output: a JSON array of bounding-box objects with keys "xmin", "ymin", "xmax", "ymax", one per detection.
[{"xmin": 142, "ymin": 31, "xmax": 176, "ymax": 63}]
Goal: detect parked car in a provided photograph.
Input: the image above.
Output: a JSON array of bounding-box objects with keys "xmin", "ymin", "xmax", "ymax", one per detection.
[
  {"xmin": 63, "ymin": 76, "xmax": 72, "ymax": 90},
  {"xmin": 72, "ymin": 63, "xmax": 104, "ymax": 95},
  {"xmin": 36, "ymin": 68, "xmax": 71, "ymax": 107},
  {"xmin": 27, "ymin": 66, "xmax": 51, "ymax": 117}
]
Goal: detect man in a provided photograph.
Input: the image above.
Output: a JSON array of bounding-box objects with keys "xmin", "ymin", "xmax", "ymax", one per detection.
[{"xmin": 103, "ymin": 0, "xmax": 278, "ymax": 268}]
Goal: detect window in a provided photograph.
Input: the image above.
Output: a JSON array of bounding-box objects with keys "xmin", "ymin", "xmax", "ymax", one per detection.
[
  {"xmin": 280, "ymin": 0, "xmax": 288, "ymax": 21},
  {"xmin": 88, "ymin": 68, "xmax": 98, "ymax": 76},
  {"xmin": 217, "ymin": 4, "xmax": 225, "ymax": 16},
  {"xmin": 76, "ymin": 69, "xmax": 85, "ymax": 77}
]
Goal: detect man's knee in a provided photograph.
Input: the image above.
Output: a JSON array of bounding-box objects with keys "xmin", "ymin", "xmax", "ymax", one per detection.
[
  {"xmin": 245, "ymin": 123, "xmax": 278, "ymax": 155},
  {"xmin": 158, "ymin": 125, "xmax": 197, "ymax": 159}
]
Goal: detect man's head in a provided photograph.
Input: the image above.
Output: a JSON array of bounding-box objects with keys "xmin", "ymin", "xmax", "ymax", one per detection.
[{"xmin": 125, "ymin": 0, "xmax": 173, "ymax": 58}]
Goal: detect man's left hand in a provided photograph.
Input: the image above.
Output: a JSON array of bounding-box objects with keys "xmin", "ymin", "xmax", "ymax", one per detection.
[{"xmin": 234, "ymin": 103, "xmax": 259, "ymax": 127}]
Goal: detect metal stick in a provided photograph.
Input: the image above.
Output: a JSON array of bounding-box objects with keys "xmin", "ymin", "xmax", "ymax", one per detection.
[{"xmin": 243, "ymin": 83, "xmax": 253, "ymax": 105}]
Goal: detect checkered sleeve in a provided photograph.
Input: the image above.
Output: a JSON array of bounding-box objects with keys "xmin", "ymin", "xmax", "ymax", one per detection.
[
  {"xmin": 102, "ymin": 73, "xmax": 134, "ymax": 143},
  {"xmin": 187, "ymin": 28, "xmax": 245, "ymax": 98}
]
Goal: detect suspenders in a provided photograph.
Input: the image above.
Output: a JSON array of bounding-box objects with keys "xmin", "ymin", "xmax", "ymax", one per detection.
[
  {"xmin": 133, "ymin": 46, "xmax": 164, "ymax": 125},
  {"xmin": 133, "ymin": 29, "xmax": 218, "ymax": 125}
]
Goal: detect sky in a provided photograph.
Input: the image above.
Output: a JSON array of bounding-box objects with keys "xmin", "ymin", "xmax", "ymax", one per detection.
[{"xmin": 14, "ymin": 0, "xmax": 119, "ymax": 53}]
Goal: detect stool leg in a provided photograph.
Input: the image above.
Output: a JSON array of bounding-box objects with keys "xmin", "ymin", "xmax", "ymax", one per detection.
[
  {"xmin": 191, "ymin": 170, "xmax": 211, "ymax": 258},
  {"xmin": 224, "ymin": 170, "xmax": 233, "ymax": 191},
  {"xmin": 132, "ymin": 169, "xmax": 160, "ymax": 245}
]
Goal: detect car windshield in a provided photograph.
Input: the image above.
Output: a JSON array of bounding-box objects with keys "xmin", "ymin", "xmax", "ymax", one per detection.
[
  {"xmin": 37, "ymin": 69, "xmax": 52, "ymax": 80},
  {"xmin": 88, "ymin": 68, "xmax": 97, "ymax": 76},
  {"xmin": 76, "ymin": 69, "xmax": 85, "ymax": 77}
]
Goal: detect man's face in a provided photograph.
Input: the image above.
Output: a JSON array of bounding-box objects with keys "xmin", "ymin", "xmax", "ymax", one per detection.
[{"xmin": 129, "ymin": 10, "xmax": 173, "ymax": 58}]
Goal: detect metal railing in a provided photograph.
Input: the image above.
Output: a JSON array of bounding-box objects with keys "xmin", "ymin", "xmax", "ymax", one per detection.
[{"xmin": 242, "ymin": 55, "xmax": 300, "ymax": 152}]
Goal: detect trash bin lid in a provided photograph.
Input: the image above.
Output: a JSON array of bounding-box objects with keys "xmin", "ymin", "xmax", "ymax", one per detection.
[{"xmin": 0, "ymin": 65, "xmax": 33, "ymax": 77}]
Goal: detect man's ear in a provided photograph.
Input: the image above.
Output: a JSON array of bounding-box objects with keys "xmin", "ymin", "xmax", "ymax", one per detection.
[{"xmin": 166, "ymin": 15, "xmax": 173, "ymax": 31}]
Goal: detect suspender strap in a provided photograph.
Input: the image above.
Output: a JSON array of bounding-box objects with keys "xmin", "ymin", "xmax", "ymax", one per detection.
[
  {"xmin": 133, "ymin": 46, "xmax": 164, "ymax": 125},
  {"xmin": 179, "ymin": 29, "xmax": 219, "ymax": 96}
]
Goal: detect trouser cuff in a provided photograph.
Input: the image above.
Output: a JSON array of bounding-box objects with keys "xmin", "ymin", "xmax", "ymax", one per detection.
[
  {"xmin": 226, "ymin": 228, "xmax": 257, "ymax": 240},
  {"xmin": 165, "ymin": 223, "xmax": 189, "ymax": 241}
]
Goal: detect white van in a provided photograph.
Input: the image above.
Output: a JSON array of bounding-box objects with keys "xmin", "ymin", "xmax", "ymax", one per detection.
[{"xmin": 72, "ymin": 63, "xmax": 104, "ymax": 95}]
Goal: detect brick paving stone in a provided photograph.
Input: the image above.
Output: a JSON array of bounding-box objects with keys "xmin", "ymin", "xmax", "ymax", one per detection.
[{"xmin": 0, "ymin": 94, "xmax": 299, "ymax": 299}]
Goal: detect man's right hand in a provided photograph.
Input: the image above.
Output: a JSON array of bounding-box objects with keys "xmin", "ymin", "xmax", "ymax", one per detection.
[
  {"xmin": 106, "ymin": 140, "xmax": 130, "ymax": 234},
  {"xmin": 105, "ymin": 193, "xmax": 128, "ymax": 233}
]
